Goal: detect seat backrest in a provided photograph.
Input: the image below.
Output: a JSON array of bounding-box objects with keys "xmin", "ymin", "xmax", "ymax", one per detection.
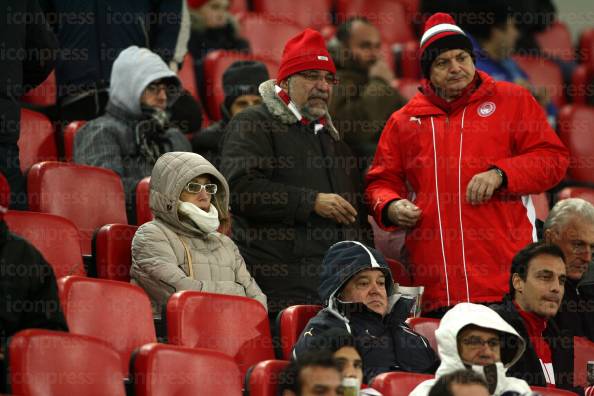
[
  {"xmin": 4, "ymin": 210, "xmax": 85, "ymax": 278},
  {"xmin": 579, "ymin": 27, "xmax": 594, "ymax": 69},
  {"xmin": 573, "ymin": 336, "xmax": 594, "ymax": 387},
  {"xmin": 406, "ymin": 317, "xmax": 439, "ymax": 353},
  {"xmin": 570, "ymin": 64, "xmax": 593, "ymax": 105},
  {"xmin": 535, "ymin": 20, "xmax": 575, "ymax": 62},
  {"xmin": 394, "ymin": 40, "xmax": 421, "ymax": 79},
  {"xmin": 245, "ymin": 360, "xmax": 290, "ymax": 396},
  {"xmin": 57, "ymin": 276, "xmax": 156, "ymax": 374},
  {"xmin": 27, "ymin": 161, "xmax": 128, "ymax": 255},
  {"xmin": 238, "ymin": 13, "xmax": 302, "ymax": 62},
  {"xmin": 277, "ymin": 305, "xmax": 322, "ymax": 360},
  {"xmin": 531, "ymin": 386, "xmax": 581, "ymax": 396},
  {"xmin": 167, "ymin": 291, "xmax": 274, "ymax": 376},
  {"xmin": 251, "ymin": 0, "xmax": 332, "ymax": 29},
  {"xmin": 9, "ymin": 329, "xmax": 126, "ymax": 396},
  {"xmin": 202, "ymin": 50, "xmax": 279, "ymax": 120},
  {"xmin": 512, "ymin": 55, "xmax": 565, "ymax": 107},
  {"xmin": 94, "ymin": 223, "xmax": 138, "ymax": 282},
  {"xmin": 557, "ymin": 187, "xmax": 594, "ymax": 206},
  {"xmin": 21, "ymin": 70, "xmax": 57, "ymax": 107},
  {"xmin": 371, "ymin": 371, "xmax": 434, "ymax": 396},
  {"xmin": 63, "ymin": 120, "xmax": 86, "ymax": 162},
  {"xmin": 135, "ymin": 177, "xmax": 152, "ymax": 226},
  {"xmin": 18, "ymin": 109, "xmax": 57, "ymax": 172},
  {"xmin": 0, "ymin": 171, "xmax": 10, "ymax": 208},
  {"xmin": 133, "ymin": 343, "xmax": 242, "ymax": 396},
  {"xmin": 558, "ymin": 105, "xmax": 594, "ymax": 184}
]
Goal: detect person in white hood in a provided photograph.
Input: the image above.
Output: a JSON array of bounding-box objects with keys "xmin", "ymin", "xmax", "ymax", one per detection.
[{"xmin": 410, "ymin": 303, "xmax": 532, "ymax": 396}]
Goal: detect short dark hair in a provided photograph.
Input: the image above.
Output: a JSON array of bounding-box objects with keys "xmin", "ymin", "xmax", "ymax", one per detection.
[
  {"xmin": 458, "ymin": 0, "xmax": 515, "ymax": 41},
  {"xmin": 278, "ymin": 351, "xmax": 340, "ymax": 396},
  {"xmin": 428, "ymin": 369, "xmax": 488, "ymax": 396},
  {"xmin": 509, "ymin": 242, "xmax": 565, "ymax": 298},
  {"xmin": 336, "ymin": 16, "xmax": 373, "ymax": 45}
]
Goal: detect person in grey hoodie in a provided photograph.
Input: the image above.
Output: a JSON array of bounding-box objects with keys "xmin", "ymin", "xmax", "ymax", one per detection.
[
  {"xmin": 74, "ymin": 46, "xmax": 191, "ymax": 223},
  {"xmin": 409, "ymin": 303, "xmax": 532, "ymax": 396},
  {"xmin": 130, "ymin": 151, "xmax": 266, "ymax": 318}
]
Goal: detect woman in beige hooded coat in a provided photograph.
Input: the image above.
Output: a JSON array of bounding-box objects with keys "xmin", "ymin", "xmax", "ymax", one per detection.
[{"xmin": 130, "ymin": 151, "xmax": 267, "ymax": 318}]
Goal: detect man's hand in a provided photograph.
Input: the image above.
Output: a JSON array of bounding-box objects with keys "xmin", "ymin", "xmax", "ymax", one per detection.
[
  {"xmin": 387, "ymin": 199, "xmax": 422, "ymax": 228},
  {"xmin": 369, "ymin": 59, "xmax": 395, "ymax": 84},
  {"xmin": 466, "ymin": 169, "xmax": 503, "ymax": 205},
  {"xmin": 314, "ymin": 193, "xmax": 358, "ymax": 225}
]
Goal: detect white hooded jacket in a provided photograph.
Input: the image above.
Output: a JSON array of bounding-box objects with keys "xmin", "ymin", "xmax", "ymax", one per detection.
[{"xmin": 409, "ymin": 303, "xmax": 532, "ymax": 396}]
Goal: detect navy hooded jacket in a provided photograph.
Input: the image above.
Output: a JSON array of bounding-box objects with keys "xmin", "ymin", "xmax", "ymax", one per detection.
[{"xmin": 293, "ymin": 241, "xmax": 438, "ymax": 381}]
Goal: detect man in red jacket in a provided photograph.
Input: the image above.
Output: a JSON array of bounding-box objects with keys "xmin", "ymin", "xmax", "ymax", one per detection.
[{"xmin": 365, "ymin": 13, "xmax": 569, "ymax": 316}]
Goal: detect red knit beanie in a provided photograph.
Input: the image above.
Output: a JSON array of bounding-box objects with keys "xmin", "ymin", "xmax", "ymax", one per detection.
[
  {"xmin": 419, "ymin": 13, "xmax": 474, "ymax": 78},
  {"xmin": 277, "ymin": 28, "xmax": 336, "ymax": 82},
  {"xmin": 187, "ymin": 0, "xmax": 209, "ymax": 10}
]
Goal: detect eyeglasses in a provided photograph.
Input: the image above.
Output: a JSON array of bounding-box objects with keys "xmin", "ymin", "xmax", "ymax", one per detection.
[
  {"xmin": 184, "ymin": 182, "xmax": 217, "ymax": 195},
  {"xmin": 461, "ymin": 337, "xmax": 500, "ymax": 349},
  {"xmin": 296, "ymin": 71, "xmax": 339, "ymax": 85},
  {"xmin": 145, "ymin": 82, "xmax": 168, "ymax": 95}
]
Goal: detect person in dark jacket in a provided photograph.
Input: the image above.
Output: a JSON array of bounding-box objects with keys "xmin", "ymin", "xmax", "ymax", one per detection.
[
  {"xmin": 491, "ymin": 242, "xmax": 585, "ymax": 394},
  {"xmin": 0, "ymin": 0, "xmax": 57, "ymax": 209},
  {"xmin": 293, "ymin": 241, "xmax": 437, "ymax": 382},
  {"xmin": 220, "ymin": 29, "xmax": 371, "ymax": 316},
  {"xmin": 543, "ymin": 198, "xmax": 594, "ymax": 342},
  {"xmin": 39, "ymin": 0, "xmax": 189, "ymax": 122},
  {"xmin": 192, "ymin": 60, "xmax": 268, "ymax": 167}
]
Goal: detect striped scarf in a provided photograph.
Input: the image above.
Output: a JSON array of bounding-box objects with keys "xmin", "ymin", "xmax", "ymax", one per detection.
[{"xmin": 274, "ymin": 85, "xmax": 326, "ymax": 134}]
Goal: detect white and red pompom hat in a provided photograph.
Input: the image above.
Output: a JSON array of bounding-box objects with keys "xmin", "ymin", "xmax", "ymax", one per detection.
[{"xmin": 419, "ymin": 12, "xmax": 474, "ymax": 78}]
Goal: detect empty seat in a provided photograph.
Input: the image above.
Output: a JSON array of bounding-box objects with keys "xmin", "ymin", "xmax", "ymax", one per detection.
[
  {"xmin": 18, "ymin": 109, "xmax": 58, "ymax": 172},
  {"xmin": 57, "ymin": 276, "xmax": 157, "ymax": 375},
  {"xmin": 167, "ymin": 291, "xmax": 274, "ymax": 376},
  {"xmin": 574, "ymin": 336, "xmax": 594, "ymax": 387},
  {"xmin": 9, "ymin": 329, "xmax": 126, "ymax": 396},
  {"xmin": 406, "ymin": 317, "xmax": 439, "ymax": 353},
  {"xmin": 133, "ymin": 343, "xmax": 243, "ymax": 396},
  {"xmin": 21, "ymin": 70, "xmax": 57, "ymax": 107},
  {"xmin": 512, "ymin": 55, "xmax": 565, "ymax": 107},
  {"xmin": 4, "ymin": 210, "xmax": 85, "ymax": 278},
  {"xmin": 371, "ymin": 371, "xmax": 433, "ymax": 396},
  {"xmin": 252, "ymin": 0, "xmax": 332, "ymax": 29},
  {"xmin": 63, "ymin": 120, "xmax": 86, "ymax": 162},
  {"xmin": 277, "ymin": 305, "xmax": 322, "ymax": 359},
  {"xmin": 27, "ymin": 161, "xmax": 128, "ymax": 255},
  {"xmin": 94, "ymin": 223, "xmax": 138, "ymax": 282},
  {"xmin": 245, "ymin": 359, "xmax": 290, "ymax": 396},
  {"xmin": 238, "ymin": 13, "xmax": 302, "ymax": 60},
  {"xmin": 135, "ymin": 177, "xmax": 152, "ymax": 225},
  {"xmin": 557, "ymin": 105, "xmax": 594, "ymax": 184},
  {"xmin": 0, "ymin": 171, "xmax": 9, "ymax": 208},
  {"xmin": 535, "ymin": 20, "xmax": 575, "ymax": 62},
  {"xmin": 202, "ymin": 50, "xmax": 279, "ymax": 120},
  {"xmin": 557, "ymin": 187, "xmax": 594, "ymax": 206}
]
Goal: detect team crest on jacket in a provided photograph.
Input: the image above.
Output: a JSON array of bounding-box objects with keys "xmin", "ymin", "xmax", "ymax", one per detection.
[{"xmin": 477, "ymin": 102, "xmax": 496, "ymax": 117}]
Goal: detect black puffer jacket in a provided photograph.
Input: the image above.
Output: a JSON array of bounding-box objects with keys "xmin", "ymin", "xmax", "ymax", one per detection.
[{"xmin": 292, "ymin": 241, "xmax": 438, "ymax": 381}]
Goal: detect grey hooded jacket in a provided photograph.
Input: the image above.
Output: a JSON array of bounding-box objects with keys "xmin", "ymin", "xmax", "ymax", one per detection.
[
  {"xmin": 74, "ymin": 46, "xmax": 191, "ymax": 221},
  {"xmin": 129, "ymin": 152, "xmax": 267, "ymax": 317}
]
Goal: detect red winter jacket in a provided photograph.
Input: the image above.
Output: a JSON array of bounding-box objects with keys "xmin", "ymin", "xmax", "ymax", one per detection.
[{"xmin": 366, "ymin": 71, "xmax": 569, "ymax": 311}]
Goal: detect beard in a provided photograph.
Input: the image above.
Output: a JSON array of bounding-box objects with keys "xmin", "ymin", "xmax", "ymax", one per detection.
[{"xmin": 301, "ymin": 93, "xmax": 329, "ymax": 120}]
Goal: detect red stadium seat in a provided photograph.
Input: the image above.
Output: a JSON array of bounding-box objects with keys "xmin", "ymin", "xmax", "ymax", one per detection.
[
  {"xmin": 94, "ymin": 223, "xmax": 138, "ymax": 282},
  {"xmin": 0, "ymin": 171, "xmax": 9, "ymax": 208},
  {"xmin": 63, "ymin": 120, "xmax": 86, "ymax": 162},
  {"xmin": 251, "ymin": 0, "xmax": 332, "ymax": 29},
  {"xmin": 557, "ymin": 187, "xmax": 594, "ymax": 206},
  {"xmin": 535, "ymin": 21, "xmax": 575, "ymax": 62},
  {"xmin": 27, "ymin": 161, "xmax": 128, "ymax": 255},
  {"xmin": 531, "ymin": 193, "xmax": 550, "ymax": 222},
  {"xmin": 558, "ymin": 105, "xmax": 594, "ymax": 184},
  {"xmin": 21, "ymin": 70, "xmax": 57, "ymax": 107},
  {"xmin": 406, "ymin": 317, "xmax": 439, "ymax": 353},
  {"xmin": 133, "ymin": 343, "xmax": 243, "ymax": 396},
  {"xmin": 394, "ymin": 40, "xmax": 421, "ymax": 79},
  {"xmin": 202, "ymin": 50, "xmax": 279, "ymax": 120},
  {"xmin": 178, "ymin": 54, "xmax": 210, "ymax": 129},
  {"xmin": 335, "ymin": 0, "xmax": 415, "ymax": 44},
  {"xmin": 277, "ymin": 305, "xmax": 322, "ymax": 360},
  {"xmin": 135, "ymin": 177, "xmax": 152, "ymax": 226},
  {"xmin": 574, "ymin": 336, "xmax": 594, "ymax": 387},
  {"xmin": 238, "ymin": 13, "xmax": 303, "ymax": 59},
  {"xmin": 579, "ymin": 27, "xmax": 594, "ymax": 68},
  {"xmin": 371, "ymin": 371, "xmax": 433, "ymax": 396},
  {"xmin": 386, "ymin": 258, "xmax": 413, "ymax": 287},
  {"xmin": 4, "ymin": 211, "xmax": 85, "ymax": 278},
  {"xmin": 57, "ymin": 276, "xmax": 157, "ymax": 375},
  {"xmin": 167, "ymin": 291, "xmax": 274, "ymax": 376},
  {"xmin": 531, "ymin": 386, "xmax": 583, "ymax": 396},
  {"xmin": 245, "ymin": 360, "xmax": 290, "ymax": 396},
  {"xmin": 570, "ymin": 64, "xmax": 593, "ymax": 105},
  {"xmin": 513, "ymin": 55, "xmax": 566, "ymax": 107},
  {"xmin": 229, "ymin": 0, "xmax": 248, "ymax": 14},
  {"xmin": 9, "ymin": 329, "xmax": 126, "ymax": 396},
  {"xmin": 18, "ymin": 109, "xmax": 57, "ymax": 172}
]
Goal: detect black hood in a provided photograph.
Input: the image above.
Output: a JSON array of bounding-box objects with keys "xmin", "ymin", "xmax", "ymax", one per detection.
[{"xmin": 318, "ymin": 241, "xmax": 394, "ymax": 304}]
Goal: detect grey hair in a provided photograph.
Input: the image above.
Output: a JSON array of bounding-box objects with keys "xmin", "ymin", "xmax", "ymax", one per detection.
[{"xmin": 543, "ymin": 198, "xmax": 594, "ymax": 231}]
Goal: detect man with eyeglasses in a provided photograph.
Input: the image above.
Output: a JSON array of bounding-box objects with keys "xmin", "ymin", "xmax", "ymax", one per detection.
[
  {"xmin": 491, "ymin": 242, "xmax": 587, "ymax": 394},
  {"xmin": 543, "ymin": 198, "xmax": 594, "ymax": 342},
  {"xmin": 74, "ymin": 46, "xmax": 191, "ymax": 223},
  {"xmin": 410, "ymin": 303, "xmax": 531, "ymax": 396},
  {"xmin": 220, "ymin": 29, "xmax": 371, "ymax": 317}
]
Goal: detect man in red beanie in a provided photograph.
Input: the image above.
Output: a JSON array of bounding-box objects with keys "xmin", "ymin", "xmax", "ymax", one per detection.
[
  {"xmin": 220, "ymin": 29, "xmax": 371, "ymax": 317},
  {"xmin": 366, "ymin": 13, "xmax": 569, "ymax": 317}
]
